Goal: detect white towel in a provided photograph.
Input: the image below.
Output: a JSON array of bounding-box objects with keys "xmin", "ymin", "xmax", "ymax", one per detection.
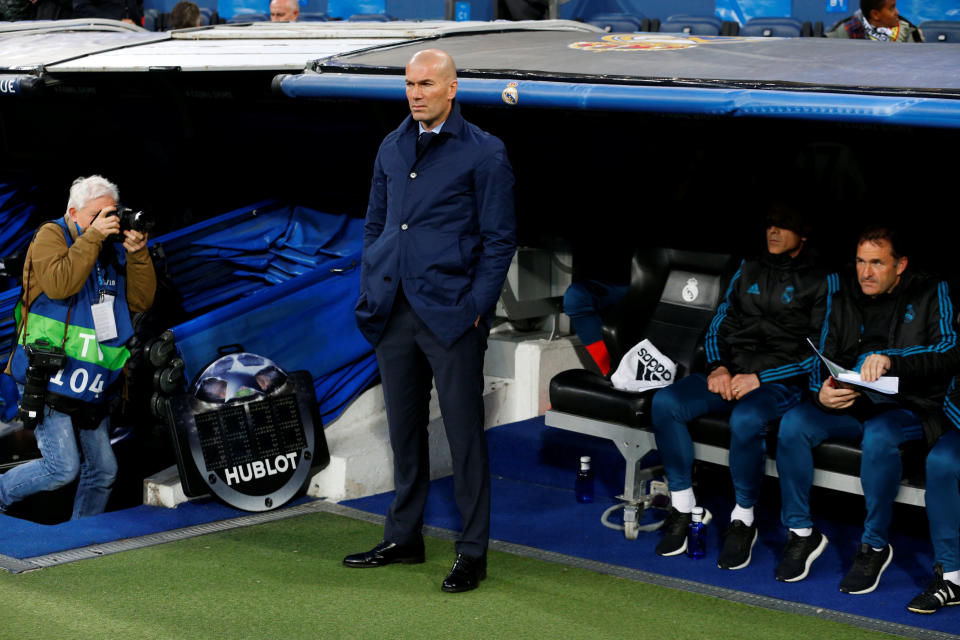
[{"xmin": 611, "ymin": 339, "xmax": 677, "ymax": 392}]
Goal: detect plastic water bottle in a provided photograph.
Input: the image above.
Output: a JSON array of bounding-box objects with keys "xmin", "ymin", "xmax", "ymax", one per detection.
[
  {"xmin": 575, "ymin": 456, "xmax": 594, "ymax": 503},
  {"xmin": 687, "ymin": 506, "xmax": 707, "ymax": 559}
]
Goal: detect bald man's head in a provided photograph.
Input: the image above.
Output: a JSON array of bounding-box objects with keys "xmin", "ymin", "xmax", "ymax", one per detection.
[
  {"xmin": 408, "ymin": 49, "xmax": 457, "ymax": 82},
  {"xmin": 405, "ymin": 49, "xmax": 458, "ymax": 131},
  {"xmin": 270, "ymin": 0, "xmax": 298, "ymax": 21}
]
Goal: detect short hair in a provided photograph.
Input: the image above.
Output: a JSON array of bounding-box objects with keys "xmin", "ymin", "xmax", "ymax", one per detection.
[
  {"xmin": 67, "ymin": 175, "xmax": 119, "ymax": 213},
  {"xmin": 270, "ymin": 0, "xmax": 298, "ymax": 17},
  {"xmin": 765, "ymin": 202, "xmax": 810, "ymax": 237},
  {"xmin": 860, "ymin": 0, "xmax": 889, "ymax": 17},
  {"xmin": 858, "ymin": 225, "xmax": 905, "ymax": 260},
  {"xmin": 169, "ymin": 0, "xmax": 201, "ymax": 29}
]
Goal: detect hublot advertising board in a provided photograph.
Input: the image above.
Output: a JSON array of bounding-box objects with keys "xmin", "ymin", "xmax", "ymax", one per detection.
[{"xmin": 167, "ymin": 353, "xmax": 329, "ymax": 511}]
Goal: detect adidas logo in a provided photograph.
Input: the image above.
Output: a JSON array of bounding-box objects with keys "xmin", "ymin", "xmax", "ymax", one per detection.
[
  {"xmin": 747, "ymin": 283, "xmax": 760, "ymax": 295},
  {"xmin": 934, "ymin": 582, "xmax": 957, "ymax": 605},
  {"xmin": 635, "ymin": 356, "xmax": 672, "ymax": 382}
]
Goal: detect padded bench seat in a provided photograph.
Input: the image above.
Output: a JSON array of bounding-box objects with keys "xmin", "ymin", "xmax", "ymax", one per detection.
[{"xmin": 549, "ymin": 368, "xmax": 927, "ymax": 506}]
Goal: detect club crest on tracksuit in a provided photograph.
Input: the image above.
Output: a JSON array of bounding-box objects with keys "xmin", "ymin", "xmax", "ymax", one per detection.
[{"xmin": 781, "ymin": 285, "xmax": 794, "ymax": 304}]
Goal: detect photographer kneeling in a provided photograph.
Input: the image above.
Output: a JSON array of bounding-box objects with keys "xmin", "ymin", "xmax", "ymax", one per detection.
[{"xmin": 1, "ymin": 175, "xmax": 155, "ymax": 519}]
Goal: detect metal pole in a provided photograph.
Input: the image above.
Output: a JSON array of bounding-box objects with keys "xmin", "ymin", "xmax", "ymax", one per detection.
[
  {"xmin": 548, "ymin": 0, "xmax": 558, "ymax": 19},
  {"xmin": 444, "ymin": 0, "xmax": 455, "ymax": 20}
]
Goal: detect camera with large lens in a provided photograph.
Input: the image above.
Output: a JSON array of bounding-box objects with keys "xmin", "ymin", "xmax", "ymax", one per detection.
[
  {"xmin": 17, "ymin": 338, "xmax": 67, "ymax": 429},
  {"xmin": 108, "ymin": 206, "xmax": 155, "ymax": 234}
]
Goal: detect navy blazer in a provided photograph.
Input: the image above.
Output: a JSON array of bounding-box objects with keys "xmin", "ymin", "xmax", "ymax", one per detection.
[{"xmin": 355, "ymin": 102, "xmax": 516, "ymax": 349}]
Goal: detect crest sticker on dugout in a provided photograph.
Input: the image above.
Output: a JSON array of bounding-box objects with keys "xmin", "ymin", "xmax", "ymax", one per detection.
[
  {"xmin": 502, "ymin": 82, "xmax": 519, "ymax": 105},
  {"xmin": 569, "ymin": 33, "xmax": 752, "ymax": 53}
]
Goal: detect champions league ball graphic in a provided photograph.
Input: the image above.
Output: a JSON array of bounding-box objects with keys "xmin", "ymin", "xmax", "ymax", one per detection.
[
  {"xmin": 176, "ymin": 351, "xmax": 319, "ymax": 513},
  {"xmin": 192, "ymin": 352, "xmax": 288, "ymax": 405}
]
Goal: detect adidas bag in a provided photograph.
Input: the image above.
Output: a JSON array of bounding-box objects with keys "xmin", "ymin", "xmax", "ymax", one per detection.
[{"xmin": 611, "ymin": 339, "xmax": 677, "ymax": 393}]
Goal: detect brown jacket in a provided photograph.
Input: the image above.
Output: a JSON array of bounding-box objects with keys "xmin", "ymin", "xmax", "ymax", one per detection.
[{"xmin": 5, "ymin": 213, "xmax": 156, "ymax": 373}]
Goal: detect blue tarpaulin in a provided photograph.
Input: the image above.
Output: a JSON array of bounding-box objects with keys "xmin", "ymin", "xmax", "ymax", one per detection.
[
  {"xmin": 0, "ymin": 182, "xmax": 36, "ymax": 281},
  {"xmin": 0, "ymin": 183, "xmax": 36, "ymax": 422},
  {"xmin": 157, "ymin": 200, "xmax": 364, "ymax": 312},
  {"xmin": 153, "ymin": 200, "xmax": 375, "ymax": 424}
]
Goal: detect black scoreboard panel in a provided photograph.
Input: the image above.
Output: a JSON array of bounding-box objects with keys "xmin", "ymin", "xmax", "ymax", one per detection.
[
  {"xmin": 250, "ymin": 394, "xmax": 307, "ymax": 453},
  {"xmin": 167, "ymin": 369, "xmax": 329, "ymax": 503},
  {"xmin": 194, "ymin": 394, "xmax": 309, "ymax": 473}
]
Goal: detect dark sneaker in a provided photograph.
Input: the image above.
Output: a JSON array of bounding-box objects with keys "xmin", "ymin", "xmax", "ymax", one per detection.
[
  {"xmin": 775, "ymin": 530, "xmax": 828, "ymax": 582},
  {"xmin": 839, "ymin": 543, "xmax": 893, "ymax": 594},
  {"xmin": 717, "ymin": 520, "xmax": 758, "ymax": 570},
  {"xmin": 907, "ymin": 564, "xmax": 960, "ymax": 613},
  {"xmin": 655, "ymin": 507, "xmax": 712, "ymax": 556}
]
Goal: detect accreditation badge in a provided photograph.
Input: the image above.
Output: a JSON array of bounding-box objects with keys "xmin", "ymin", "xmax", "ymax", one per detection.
[{"xmin": 91, "ymin": 295, "xmax": 118, "ymax": 342}]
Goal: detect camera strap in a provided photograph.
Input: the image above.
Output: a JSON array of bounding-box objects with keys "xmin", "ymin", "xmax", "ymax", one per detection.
[{"xmin": 20, "ymin": 224, "xmax": 74, "ymax": 351}]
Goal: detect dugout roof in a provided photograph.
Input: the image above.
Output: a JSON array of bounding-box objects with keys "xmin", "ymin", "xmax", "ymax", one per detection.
[{"xmin": 279, "ymin": 29, "xmax": 960, "ymax": 129}]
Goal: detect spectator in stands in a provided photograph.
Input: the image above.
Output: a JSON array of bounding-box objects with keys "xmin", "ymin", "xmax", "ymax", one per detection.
[
  {"xmin": 73, "ymin": 0, "xmax": 142, "ymax": 24},
  {"xmin": 168, "ymin": 0, "xmax": 201, "ymax": 28},
  {"xmin": 0, "ymin": 0, "xmax": 70, "ymax": 24},
  {"xmin": 650, "ymin": 206, "xmax": 834, "ymax": 569},
  {"xmin": 906, "ymin": 388, "xmax": 960, "ymax": 613},
  {"xmin": 0, "ymin": 0, "xmax": 34, "ymax": 20},
  {"xmin": 35, "ymin": 0, "xmax": 72, "ymax": 19},
  {"xmin": 499, "ymin": 0, "xmax": 548, "ymax": 20},
  {"xmin": 269, "ymin": 0, "xmax": 297, "ymax": 22},
  {"xmin": 827, "ymin": 0, "xmax": 923, "ymax": 41},
  {"xmin": 0, "ymin": 175, "xmax": 156, "ymax": 520},
  {"xmin": 775, "ymin": 225, "xmax": 957, "ymax": 593}
]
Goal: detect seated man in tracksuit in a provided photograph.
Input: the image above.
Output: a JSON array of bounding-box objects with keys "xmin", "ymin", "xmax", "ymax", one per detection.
[
  {"xmin": 650, "ymin": 206, "xmax": 834, "ymax": 568},
  {"xmin": 907, "ymin": 385, "xmax": 960, "ymax": 614},
  {"xmin": 775, "ymin": 225, "xmax": 958, "ymax": 593}
]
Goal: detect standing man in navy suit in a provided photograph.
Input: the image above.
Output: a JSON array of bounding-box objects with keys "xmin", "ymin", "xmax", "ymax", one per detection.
[{"xmin": 343, "ymin": 49, "xmax": 516, "ymax": 593}]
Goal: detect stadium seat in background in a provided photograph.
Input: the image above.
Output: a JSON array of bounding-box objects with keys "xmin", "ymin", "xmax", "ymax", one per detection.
[
  {"xmin": 348, "ymin": 13, "xmax": 393, "ymax": 21},
  {"xmin": 227, "ymin": 11, "xmax": 268, "ymax": 22},
  {"xmin": 586, "ymin": 12, "xmax": 651, "ymax": 33},
  {"xmin": 740, "ymin": 17, "xmax": 812, "ymax": 37},
  {"xmin": 198, "ymin": 6, "xmax": 211, "ymax": 25},
  {"xmin": 919, "ymin": 21, "xmax": 960, "ymax": 42},
  {"xmin": 720, "ymin": 20, "xmax": 739, "ymax": 35},
  {"xmin": 299, "ymin": 11, "xmax": 328, "ymax": 21},
  {"xmin": 660, "ymin": 14, "xmax": 722, "ymax": 36}
]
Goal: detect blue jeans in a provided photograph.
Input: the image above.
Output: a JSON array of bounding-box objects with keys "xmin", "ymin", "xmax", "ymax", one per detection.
[
  {"xmin": 0, "ymin": 387, "xmax": 116, "ymax": 519},
  {"xmin": 562, "ymin": 280, "xmax": 628, "ymax": 345},
  {"xmin": 926, "ymin": 429, "xmax": 960, "ymax": 572},
  {"xmin": 777, "ymin": 402, "xmax": 922, "ymax": 548},
  {"xmin": 651, "ymin": 374, "xmax": 801, "ymax": 507}
]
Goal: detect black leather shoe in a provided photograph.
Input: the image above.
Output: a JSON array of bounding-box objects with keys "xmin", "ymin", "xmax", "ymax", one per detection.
[
  {"xmin": 441, "ymin": 553, "xmax": 487, "ymax": 593},
  {"xmin": 342, "ymin": 539, "xmax": 425, "ymax": 568}
]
